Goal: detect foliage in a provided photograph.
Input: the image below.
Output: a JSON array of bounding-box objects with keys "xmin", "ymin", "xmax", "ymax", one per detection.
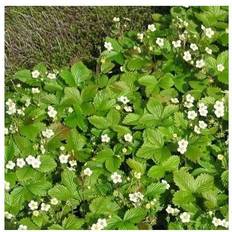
[{"xmin": 5, "ymin": 6, "xmax": 228, "ymax": 230}]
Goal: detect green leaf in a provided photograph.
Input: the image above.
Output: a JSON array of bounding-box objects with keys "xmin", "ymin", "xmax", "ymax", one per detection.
[
  {"xmin": 126, "ymin": 158, "xmax": 146, "ymax": 174},
  {"xmin": 194, "ymin": 173, "xmax": 214, "ymax": 193},
  {"xmin": 38, "ymin": 155, "xmax": 57, "ymax": 173},
  {"xmin": 19, "ymin": 122, "xmax": 45, "ymax": 141},
  {"xmin": 71, "ymin": 61, "xmax": 92, "ymax": 85},
  {"xmin": 61, "ymin": 169, "xmax": 77, "ymax": 194},
  {"xmin": 146, "ymin": 98, "xmax": 163, "ymax": 119},
  {"xmin": 122, "ymin": 113, "xmax": 140, "ymax": 125},
  {"xmin": 159, "ymin": 73, "xmax": 174, "ymax": 89},
  {"xmin": 60, "ymin": 68, "xmax": 76, "ymax": 87},
  {"xmin": 136, "ymin": 143, "xmax": 156, "ymax": 159},
  {"xmin": 62, "ymin": 215, "xmax": 84, "ymax": 229},
  {"xmin": 107, "ymin": 108, "xmax": 120, "ymax": 126},
  {"xmin": 127, "ymin": 57, "xmax": 148, "ymax": 71},
  {"xmin": 16, "ymin": 166, "xmax": 40, "ymax": 181},
  {"xmin": 105, "ymin": 156, "xmax": 121, "ymax": 172},
  {"xmin": 61, "ymin": 87, "xmax": 81, "ymax": 106},
  {"xmin": 145, "ymin": 183, "xmax": 166, "ymax": 197},
  {"xmin": 123, "ymin": 207, "xmax": 147, "ymax": 223},
  {"xmin": 26, "ymin": 179, "xmax": 52, "ymax": 196},
  {"xmin": 147, "ymin": 165, "xmax": 165, "ymax": 179},
  {"xmin": 162, "ymin": 155, "xmax": 180, "ymax": 171},
  {"xmin": 88, "ymin": 115, "xmax": 109, "ymax": 129},
  {"xmin": 144, "ymin": 128, "xmax": 164, "ymax": 148},
  {"xmin": 48, "ymin": 184, "xmax": 72, "ymax": 201},
  {"xmin": 67, "ymin": 129, "xmax": 86, "ymax": 153}
]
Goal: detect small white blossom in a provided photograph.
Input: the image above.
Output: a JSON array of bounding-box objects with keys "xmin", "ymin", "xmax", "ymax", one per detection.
[
  {"xmin": 47, "ymin": 106, "xmax": 57, "ymax": 119},
  {"xmin": 16, "ymin": 158, "xmax": 26, "ymax": 168},
  {"xmin": 117, "ymin": 96, "xmax": 129, "ymax": 104},
  {"xmin": 31, "ymin": 157, "xmax": 41, "ymax": 169},
  {"xmin": 5, "ymin": 128, "xmax": 9, "ymax": 135},
  {"xmin": 51, "ymin": 197, "xmax": 59, "ymax": 205},
  {"xmin": 156, "ymin": 38, "xmax": 164, "ymax": 47},
  {"xmin": 25, "ymin": 99, "xmax": 31, "ymax": 107},
  {"xmin": 104, "ymin": 42, "xmax": 113, "ymax": 51},
  {"xmin": 111, "ymin": 172, "xmax": 122, "ymax": 184},
  {"xmin": 205, "ymin": 47, "xmax": 212, "ymax": 55},
  {"xmin": 198, "ymin": 102, "xmax": 208, "ymax": 117},
  {"xmin": 204, "ymin": 27, "xmax": 214, "ymax": 38},
  {"xmin": 97, "ymin": 218, "xmax": 107, "ymax": 229},
  {"xmin": 179, "ymin": 33, "xmax": 186, "ymax": 40},
  {"xmin": 183, "ymin": 51, "xmax": 192, "ymax": 62},
  {"xmin": 5, "ymin": 211, "xmax": 14, "ymax": 219},
  {"xmin": 47, "ymin": 73, "xmax": 56, "ymax": 80},
  {"xmin": 69, "ymin": 160, "xmax": 77, "ymax": 167},
  {"xmin": 32, "ymin": 87, "xmax": 40, "ymax": 94},
  {"xmin": 217, "ymin": 64, "xmax": 225, "ymax": 72},
  {"xmin": 122, "ymin": 148, "xmax": 127, "ymax": 153},
  {"xmin": 137, "ymin": 33, "xmax": 144, "ymax": 41},
  {"xmin": 124, "ymin": 133, "xmax": 133, "ymax": 143},
  {"xmin": 190, "ymin": 43, "xmax": 198, "ymax": 51},
  {"xmin": 184, "ymin": 101, "xmax": 194, "ymax": 108},
  {"xmin": 42, "ymin": 129, "xmax": 54, "ymax": 138},
  {"xmin": 148, "ymin": 24, "xmax": 156, "ymax": 32},
  {"xmin": 6, "ymin": 160, "xmax": 15, "ymax": 170},
  {"xmin": 28, "ymin": 200, "xmax": 38, "ymax": 210},
  {"xmin": 101, "ymin": 134, "xmax": 110, "ymax": 143},
  {"xmin": 68, "ymin": 107, "xmax": 74, "ymax": 113},
  {"xmin": 134, "ymin": 172, "xmax": 142, "ymax": 179},
  {"xmin": 161, "ymin": 179, "xmax": 170, "ymax": 189},
  {"xmin": 124, "ymin": 105, "xmax": 133, "ymax": 112},
  {"xmin": 59, "ymin": 154, "xmax": 70, "ymax": 164},
  {"xmin": 32, "ymin": 70, "xmax": 40, "ymax": 79},
  {"xmin": 129, "ymin": 192, "xmax": 144, "ymax": 203},
  {"xmin": 217, "ymin": 154, "xmax": 224, "ymax": 160},
  {"xmin": 187, "ymin": 110, "xmax": 197, "ymax": 120},
  {"xmin": 18, "ymin": 225, "xmax": 28, "ymax": 230},
  {"xmin": 194, "ymin": 125, "xmax": 201, "ymax": 134},
  {"xmin": 177, "ymin": 139, "xmax": 188, "ymax": 154},
  {"xmin": 214, "ymin": 100, "xmax": 224, "ymax": 118},
  {"xmin": 33, "ymin": 210, "xmax": 40, "ymax": 217},
  {"xmin": 170, "ymin": 98, "xmax": 179, "ymax": 104},
  {"xmin": 172, "ymin": 40, "xmax": 181, "ymax": 48},
  {"xmin": 5, "ymin": 181, "xmax": 10, "ymax": 191},
  {"xmin": 113, "ymin": 17, "xmax": 120, "ymax": 22},
  {"xmin": 199, "ymin": 120, "xmax": 207, "ymax": 129},
  {"xmin": 91, "ymin": 223, "xmax": 102, "ymax": 230},
  {"xmin": 83, "ymin": 167, "xmax": 93, "ymax": 176},
  {"xmin": 196, "ymin": 59, "xmax": 205, "ymax": 68},
  {"xmin": 180, "ymin": 212, "xmax": 191, "ymax": 223},
  {"xmin": 6, "ymin": 99, "xmax": 17, "ymax": 115},
  {"xmin": 41, "ymin": 203, "xmax": 50, "ymax": 212},
  {"xmin": 25, "ymin": 155, "xmax": 35, "ymax": 165}
]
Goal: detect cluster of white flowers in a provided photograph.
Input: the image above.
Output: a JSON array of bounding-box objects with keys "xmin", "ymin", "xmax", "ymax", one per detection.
[
  {"xmin": 184, "ymin": 93, "xmax": 194, "ymax": 108},
  {"xmin": 5, "ymin": 211, "xmax": 14, "ymax": 219},
  {"xmin": 147, "ymin": 24, "xmax": 156, "ymax": 32},
  {"xmin": 47, "ymin": 106, "xmax": 57, "ymax": 119},
  {"xmin": 214, "ymin": 100, "xmax": 224, "ymax": 118},
  {"xmin": 194, "ymin": 120, "xmax": 207, "ymax": 134},
  {"xmin": 201, "ymin": 25, "xmax": 214, "ymax": 38},
  {"xmin": 111, "ymin": 172, "xmax": 122, "ymax": 184},
  {"xmin": 124, "ymin": 133, "xmax": 133, "ymax": 143},
  {"xmin": 166, "ymin": 205, "xmax": 180, "ymax": 215},
  {"xmin": 83, "ymin": 167, "xmax": 93, "ymax": 176},
  {"xmin": 129, "ymin": 191, "xmax": 144, "ymax": 203},
  {"xmin": 47, "ymin": 73, "xmax": 56, "ymax": 80},
  {"xmin": 101, "ymin": 134, "xmax": 110, "ymax": 143},
  {"xmin": 180, "ymin": 212, "xmax": 191, "ymax": 223},
  {"xmin": 104, "ymin": 42, "xmax": 113, "ymax": 51},
  {"xmin": 26, "ymin": 155, "xmax": 41, "ymax": 168},
  {"xmin": 124, "ymin": 105, "xmax": 133, "ymax": 112},
  {"xmin": 212, "ymin": 217, "xmax": 228, "ymax": 228},
  {"xmin": 117, "ymin": 96, "xmax": 130, "ymax": 104},
  {"xmin": 198, "ymin": 102, "xmax": 208, "ymax": 116},
  {"xmin": 177, "ymin": 139, "xmax": 188, "ymax": 154},
  {"xmin": 91, "ymin": 218, "xmax": 107, "ymax": 230},
  {"xmin": 156, "ymin": 38, "xmax": 164, "ymax": 47},
  {"xmin": 161, "ymin": 179, "xmax": 170, "ymax": 189},
  {"xmin": 6, "ymin": 99, "xmax": 17, "ymax": 115},
  {"xmin": 32, "ymin": 70, "xmax": 40, "ymax": 79},
  {"xmin": 42, "ymin": 129, "xmax": 54, "ymax": 138},
  {"xmin": 133, "ymin": 45, "xmax": 141, "ymax": 53}
]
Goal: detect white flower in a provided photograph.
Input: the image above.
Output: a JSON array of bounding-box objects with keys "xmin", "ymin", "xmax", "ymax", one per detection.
[
  {"xmin": 134, "ymin": 172, "xmax": 142, "ymax": 179},
  {"xmin": 5, "ymin": 181, "xmax": 10, "ymax": 191},
  {"xmin": 124, "ymin": 105, "xmax": 133, "ymax": 112},
  {"xmin": 217, "ymin": 154, "xmax": 224, "ymax": 160},
  {"xmin": 68, "ymin": 107, "xmax": 74, "ymax": 113},
  {"xmin": 5, "ymin": 211, "xmax": 14, "ymax": 219},
  {"xmin": 59, "ymin": 154, "xmax": 70, "ymax": 164},
  {"xmin": 180, "ymin": 212, "xmax": 191, "ymax": 223},
  {"xmin": 32, "ymin": 87, "xmax": 40, "ymax": 94},
  {"xmin": 177, "ymin": 146, "xmax": 187, "ymax": 154},
  {"xmin": 17, "ymin": 109, "xmax": 25, "ymax": 116},
  {"xmin": 25, "ymin": 155, "xmax": 35, "ymax": 165},
  {"xmin": 41, "ymin": 203, "xmax": 50, "ymax": 212},
  {"xmin": 124, "ymin": 133, "xmax": 133, "ymax": 143},
  {"xmin": 161, "ymin": 179, "xmax": 170, "ymax": 189},
  {"xmin": 214, "ymin": 100, "xmax": 224, "ymax": 109},
  {"xmin": 166, "ymin": 205, "xmax": 174, "ymax": 214},
  {"xmin": 129, "ymin": 192, "xmax": 144, "ymax": 203},
  {"xmin": 47, "ymin": 73, "xmax": 56, "ymax": 80},
  {"xmin": 47, "ymin": 106, "xmax": 57, "ymax": 118},
  {"xmin": 137, "ymin": 33, "xmax": 144, "ymax": 41},
  {"xmin": 214, "ymin": 100, "xmax": 224, "ymax": 118},
  {"xmin": 5, "ymin": 128, "xmax": 9, "ymax": 135},
  {"xmin": 60, "ymin": 146, "xmax": 65, "ymax": 151},
  {"xmin": 91, "ymin": 223, "xmax": 102, "ymax": 230},
  {"xmin": 111, "ymin": 172, "xmax": 122, "ymax": 184},
  {"xmin": 69, "ymin": 160, "xmax": 77, "ymax": 167},
  {"xmin": 172, "ymin": 40, "xmax": 181, "ymax": 48},
  {"xmin": 18, "ymin": 224, "xmax": 28, "ymax": 230},
  {"xmin": 171, "ymin": 98, "xmax": 179, "ymax": 104},
  {"xmin": 184, "ymin": 101, "xmax": 194, "ymax": 108},
  {"xmin": 212, "ymin": 217, "xmax": 222, "ymax": 227},
  {"xmin": 33, "ymin": 210, "xmax": 40, "ymax": 217},
  {"xmin": 204, "ymin": 27, "xmax": 214, "ymax": 38},
  {"xmin": 190, "ymin": 43, "xmax": 198, "ymax": 51},
  {"xmin": 122, "ymin": 148, "xmax": 127, "ymax": 153},
  {"xmin": 104, "ymin": 42, "xmax": 113, "ymax": 51},
  {"xmin": 51, "ymin": 197, "xmax": 59, "ymax": 205},
  {"xmin": 6, "ymin": 99, "xmax": 17, "ymax": 115},
  {"xmin": 97, "ymin": 218, "xmax": 107, "ymax": 229},
  {"xmin": 25, "ymin": 99, "xmax": 31, "ymax": 107},
  {"xmin": 177, "ymin": 139, "xmax": 188, "ymax": 154},
  {"xmin": 183, "ymin": 51, "xmax": 192, "ymax": 62},
  {"xmin": 179, "ymin": 33, "xmax": 186, "ymax": 40},
  {"xmin": 196, "ymin": 59, "xmax": 205, "ymax": 68},
  {"xmin": 205, "ymin": 47, "xmax": 212, "ymax": 55},
  {"xmin": 28, "ymin": 200, "xmax": 38, "ymax": 210},
  {"xmin": 16, "ymin": 158, "xmax": 26, "ymax": 168},
  {"xmin": 221, "ymin": 219, "xmax": 229, "ymax": 228},
  {"xmin": 198, "ymin": 102, "xmax": 208, "ymax": 117},
  {"xmin": 148, "ymin": 24, "xmax": 156, "ymax": 32},
  {"xmin": 187, "ymin": 110, "xmax": 197, "ymax": 120},
  {"xmin": 199, "ymin": 120, "xmax": 207, "ymax": 129},
  {"xmin": 194, "ymin": 125, "xmax": 201, "ymax": 134},
  {"xmin": 83, "ymin": 167, "xmax": 93, "ymax": 176},
  {"xmin": 217, "ymin": 64, "xmax": 225, "ymax": 72},
  {"xmin": 42, "ymin": 129, "xmax": 54, "ymax": 138},
  {"xmin": 32, "ymin": 70, "xmax": 40, "ymax": 79},
  {"xmin": 214, "ymin": 108, "xmax": 224, "ymax": 118},
  {"xmin": 31, "ymin": 157, "xmax": 41, "ymax": 169},
  {"xmin": 101, "ymin": 134, "xmax": 110, "ymax": 143},
  {"xmin": 113, "ymin": 17, "xmax": 120, "ymax": 22},
  {"xmin": 117, "ymin": 96, "xmax": 129, "ymax": 104},
  {"xmin": 6, "ymin": 160, "xmax": 15, "ymax": 170},
  {"xmin": 156, "ymin": 38, "xmax": 164, "ymax": 47}
]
